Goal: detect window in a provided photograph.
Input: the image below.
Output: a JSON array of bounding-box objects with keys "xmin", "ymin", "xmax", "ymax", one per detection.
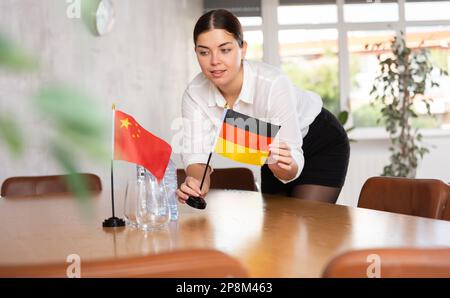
[
  {"xmin": 349, "ymin": 30, "xmax": 396, "ymax": 127},
  {"xmin": 239, "ymin": 16, "xmax": 263, "ymax": 26},
  {"xmin": 344, "ymin": 0, "xmax": 398, "ymax": 23},
  {"xmin": 278, "ymin": 1, "xmax": 339, "ymax": 114},
  {"xmin": 205, "ymin": 0, "xmax": 450, "ymax": 129},
  {"xmin": 405, "ymin": 26, "xmax": 450, "ymax": 128},
  {"xmin": 405, "ymin": 1, "xmax": 450, "ymax": 21},
  {"xmin": 279, "ymin": 29, "xmax": 340, "ymax": 114},
  {"xmin": 278, "ymin": 4, "xmax": 337, "ymax": 24},
  {"xmin": 237, "ymin": 15, "xmax": 263, "ymax": 62},
  {"xmin": 244, "ymin": 30, "xmax": 264, "ymax": 61},
  {"xmin": 204, "ymin": 2, "xmax": 265, "ymax": 61},
  {"xmin": 275, "ymin": 0, "xmax": 450, "ymax": 129}
]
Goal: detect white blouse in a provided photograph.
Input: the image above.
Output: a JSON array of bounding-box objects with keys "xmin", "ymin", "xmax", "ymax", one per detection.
[{"xmin": 181, "ymin": 60, "xmax": 323, "ymax": 183}]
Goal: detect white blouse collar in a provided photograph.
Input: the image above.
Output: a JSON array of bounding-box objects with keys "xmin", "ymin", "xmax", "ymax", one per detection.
[{"xmin": 207, "ymin": 60, "xmax": 254, "ymax": 108}]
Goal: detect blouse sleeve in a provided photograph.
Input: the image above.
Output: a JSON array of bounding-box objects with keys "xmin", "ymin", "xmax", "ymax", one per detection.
[
  {"xmin": 181, "ymin": 90, "xmax": 215, "ymax": 170},
  {"xmin": 267, "ymin": 74, "xmax": 304, "ymax": 184}
]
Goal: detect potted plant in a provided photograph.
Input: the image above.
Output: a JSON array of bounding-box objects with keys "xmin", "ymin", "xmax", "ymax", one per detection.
[{"xmin": 369, "ymin": 33, "xmax": 448, "ymax": 178}]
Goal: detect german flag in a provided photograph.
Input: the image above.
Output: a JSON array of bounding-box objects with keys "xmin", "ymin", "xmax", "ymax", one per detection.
[{"xmin": 214, "ymin": 109, "xmax": 281, "ymax": 166}]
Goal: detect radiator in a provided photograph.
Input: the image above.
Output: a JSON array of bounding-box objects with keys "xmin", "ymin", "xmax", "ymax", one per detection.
[{"xmin": 337, "ymin": 154, "xmax": 389, "ymax": 207}]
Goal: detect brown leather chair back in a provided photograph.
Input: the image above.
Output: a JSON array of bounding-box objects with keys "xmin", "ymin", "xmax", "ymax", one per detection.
[
  {"xmin": 177, "ymin": 168, "xmax": 257, "ymax": 191},
  {"xmin": 442, "ymin": 194, "xmax": 450, "ymax": 221},
  {"xmin": 357, "ymin": 176, "xmax": 448, "ymax": 219},
  {"xmin": 0, "ymin": 249, "xmax": 249, "ymax": 278},
  {"xmin": 322, "ymin": 248, "xmax": 450, "ymax": 278},
  {"xmin": 1, "ymin": 173, "xmax": 102, "ymax": 197}
]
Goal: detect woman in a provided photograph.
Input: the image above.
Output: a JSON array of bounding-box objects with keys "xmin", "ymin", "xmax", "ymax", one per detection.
[{"xmin": 176, "ymin": 9, "xmax": 349, "ymax": 204}]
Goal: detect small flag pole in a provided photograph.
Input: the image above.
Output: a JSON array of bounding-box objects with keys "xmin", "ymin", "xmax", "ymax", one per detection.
[
  {"xmin": 185, "ymin": 152, "xmax": 211, "ymax": 210},
  {"xmin": 103, "ymin": 104, "xmax": 125, "ymax": 227},
  {"xmin": 185, "ymin": 109, "xmax": 227, "ymax": 210},
  {"xmin": 199, "ymin": 152, "xmax": 212, "ymax": 191}
]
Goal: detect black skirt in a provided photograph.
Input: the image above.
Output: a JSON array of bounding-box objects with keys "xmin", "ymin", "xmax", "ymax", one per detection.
[{"xmin": 261, "ymin": 108, "xmax": 350, "ymax": 195}]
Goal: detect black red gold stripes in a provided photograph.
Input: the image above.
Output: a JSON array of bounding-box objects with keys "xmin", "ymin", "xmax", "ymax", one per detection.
[{"xmin": 214, "ymin": 110, "xmax": 281, "ymax": 166}]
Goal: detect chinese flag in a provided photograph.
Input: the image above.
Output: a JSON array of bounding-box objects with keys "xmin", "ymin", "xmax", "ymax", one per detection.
[{"xmin": 114, "ymin": 110, "xmax": 172, "ymax": 181}]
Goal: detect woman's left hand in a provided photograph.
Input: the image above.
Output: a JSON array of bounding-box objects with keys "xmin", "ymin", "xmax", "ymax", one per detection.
[{"xmin": 268, "ymin": 142, "xmax": 298, "ymax": 181}]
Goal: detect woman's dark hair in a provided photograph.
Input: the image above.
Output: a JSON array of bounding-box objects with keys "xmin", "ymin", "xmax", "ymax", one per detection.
[{"xmin": 193, "ymin": 9, "xmax": 244, "ymax": 48}]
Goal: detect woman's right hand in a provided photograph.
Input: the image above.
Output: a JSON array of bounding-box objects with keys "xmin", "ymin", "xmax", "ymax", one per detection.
[{"xmin": 176, "ymin": 176, "xmax": 203, "ymax": 203}]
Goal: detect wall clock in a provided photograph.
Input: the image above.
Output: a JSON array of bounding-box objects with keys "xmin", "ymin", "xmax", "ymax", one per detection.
[{"xmin": 96, "ymin": 0, "xmax": 115, "ymax": 36}]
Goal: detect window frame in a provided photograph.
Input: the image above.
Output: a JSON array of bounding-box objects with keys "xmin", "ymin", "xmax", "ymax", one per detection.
[{"xmin": 247, "ymin": 0, "xmax": 450, "ymax": 132}]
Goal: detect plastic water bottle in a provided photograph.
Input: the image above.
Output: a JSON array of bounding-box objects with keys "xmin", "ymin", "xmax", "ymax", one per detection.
[
  {"xmin": 136, "ymin": 165, "xmax": 171, "ymax": 230},
  {"xmin": 162, "ymin": 159, "xmax": 179, "ymax": 221},
  {"xmin": 137, "ymin": 165, "xmax": 146, "ymax": 181}
]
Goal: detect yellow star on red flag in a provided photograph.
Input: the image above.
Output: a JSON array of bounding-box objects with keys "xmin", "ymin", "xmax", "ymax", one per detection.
[{"xmin": 120, "ymin": 118, "xmax": 131, "ymax": 129}]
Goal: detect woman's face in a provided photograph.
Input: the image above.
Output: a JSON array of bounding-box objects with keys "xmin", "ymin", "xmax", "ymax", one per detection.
[{"xmin": 195, "ymin": 29, "xmax": 247, "ymax": 90}]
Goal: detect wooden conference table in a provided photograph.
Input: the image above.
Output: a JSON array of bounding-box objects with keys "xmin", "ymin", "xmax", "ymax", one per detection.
[{"xmin": 1, "ymin": 189, "xmax": 450, "ymax": 277}]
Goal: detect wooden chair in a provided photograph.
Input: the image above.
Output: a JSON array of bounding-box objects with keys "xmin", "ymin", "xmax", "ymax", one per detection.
[
  {"xmin": 1, "ymin": 173, "xmax": 102, "ymax": 197},
  {"xmin": 0, "ymin": 249, "xmax": 249, "ymax": 278},
  {"xmin": 322, "ymin": 248, "xmax": 450, "ymax": 278},
  {"xmin": 357, "ymin": 176, "xmax": 449, "ymax": 219},
  {"xmin": 177, "ymin": 168, "xmax": 257, "ymax": 191}
]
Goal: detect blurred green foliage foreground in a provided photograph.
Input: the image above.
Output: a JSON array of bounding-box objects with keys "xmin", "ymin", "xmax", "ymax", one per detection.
[{"xmin": 0, "ymin": 33, "xmax": 108, "ymax": 203}]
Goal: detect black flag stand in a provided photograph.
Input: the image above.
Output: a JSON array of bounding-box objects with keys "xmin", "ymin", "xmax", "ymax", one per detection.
[
  {"xmin": 186, "ymin": 108, "xmax": 227, "ymax": 210},
  {"xmin": 103, "ymin": 104, "xmax": 125, "ymax": 227},
  {"xmin": 103, "ymin": 160, "xmax": 125, "ymax": 227},
  {"xmin": 185, "ymin": 152, "xmax": 212, "ymax": 210}
]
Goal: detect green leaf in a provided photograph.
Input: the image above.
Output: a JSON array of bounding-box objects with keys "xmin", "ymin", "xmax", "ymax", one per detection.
[
  {"xmin": 0, "ymin": 34, "xmax": 38, "ymax": 71},
  {"xmin": 34, "ymin": 85, "xmax": 109, "ymax": 161},
  {"xmin": 345, "ymin": 126, "xmax": 355, "ymax": 133},
  {"xmin": 50, "ymin": 141, "xmax": 94, "ymax": 216},
  {"xmin": 34, "ymin": 86, "xmax": 108, "ymax": 135},
  {"xmin": 35, "ymin": 86, "xmax": 107, "ymax": 135},
  {"xmin": 369, "ymin": 35, "xmax": 441, "ymax": 177},
  {"xmin": 0, "ymin": 112, "xmax": 24, "ymax": 156},
  {"xmin": 58, "ymin": 127, "xmax": 109, "ymax": 160},
  {"xmin": 51, "ymin": 141, "xmax": 89, "ymax": 199},
  {"xmin": 337, "ymin": 110, "xmax": 349, "ymax": 126}
]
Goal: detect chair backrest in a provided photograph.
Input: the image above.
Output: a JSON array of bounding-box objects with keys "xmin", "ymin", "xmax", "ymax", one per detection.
[
  {"xmin": 322, "ymin": 248, "xmax": 450, "ymax": 278},
  {"xmin": 177, "ymin": 168, "xmax": 257, "ymax": 191},
  {"xmin": 1, "ymin": 173, "xmax": 102, "ymax": 197},
  {"xmin": 0, "ymin": 249, "xmax": 249, "ymax": 278},
  {"xmin": 357, "ymin": 176, "xmax": 449, "ymax": 219},
  {"xmin": 441, "ymin": 195, "xmax": 450, "ymax": 221}
]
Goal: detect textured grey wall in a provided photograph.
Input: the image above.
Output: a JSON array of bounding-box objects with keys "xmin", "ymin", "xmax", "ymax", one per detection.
[{"xmin": 0, "ymin": 0, "xmax": 202, "ymax": 186}]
